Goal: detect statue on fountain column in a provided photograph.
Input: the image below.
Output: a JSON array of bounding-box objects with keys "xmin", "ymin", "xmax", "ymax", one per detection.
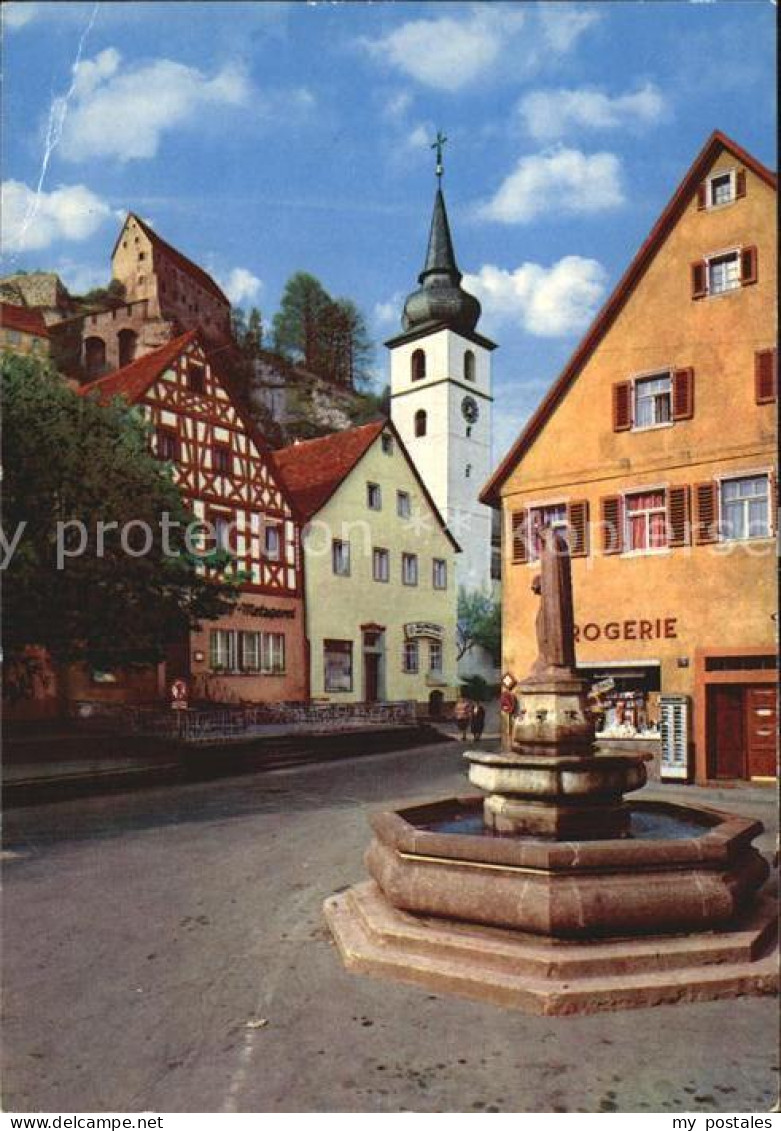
[{"xmin": 528, "ymin": 526, "xmax": 576, "ymax": 682}]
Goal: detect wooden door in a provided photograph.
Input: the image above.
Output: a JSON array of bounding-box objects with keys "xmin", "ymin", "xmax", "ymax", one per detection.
[
  {"xmin": 745, "ymin": 686, "xmax": 777, "ymax": 778},
  {"xmin": 708, "ymin": 686, "xmax": 745, "ymax": 779},
  {"xmin": 364, "ymin": 654, "xmax": 380, "ymax": 703}
]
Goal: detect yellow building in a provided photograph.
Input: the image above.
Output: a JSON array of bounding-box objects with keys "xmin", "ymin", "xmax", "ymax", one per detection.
[
  {"xmin": 482, "ymin": 131, "xmax": 777, "ymax": 784},
  {"xmin": 1, "ymin": 302, "xmax": 50, "ymax": 359},
  {"xmin": 275, "ymin": 421, "xmax": 460, "ymax": 708}
]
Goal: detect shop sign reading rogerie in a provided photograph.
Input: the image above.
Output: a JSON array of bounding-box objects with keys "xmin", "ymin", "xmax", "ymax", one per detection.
[
  {"xmin": 404, "ymin": 622, "xmax": 444, "ymax": 641},
  {"xmin": 574, "ymin": 617, "xmax": 678, "ymax": 643}
]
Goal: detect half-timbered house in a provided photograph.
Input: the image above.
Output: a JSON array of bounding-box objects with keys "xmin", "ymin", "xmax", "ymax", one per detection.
[{"xmin": 81, "ymin": 330, "xmax": 308, "ymax": 705}]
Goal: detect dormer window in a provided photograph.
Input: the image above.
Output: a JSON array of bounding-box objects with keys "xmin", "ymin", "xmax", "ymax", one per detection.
[{"xmin": 411, "ymin": 349, "xmax": 426, "ymax": 382}]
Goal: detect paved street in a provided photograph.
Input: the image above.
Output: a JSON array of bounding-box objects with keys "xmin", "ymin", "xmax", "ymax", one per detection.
[{"xmin": 2, "ymin": 740, "xmax": 778, "ymax": 1114}]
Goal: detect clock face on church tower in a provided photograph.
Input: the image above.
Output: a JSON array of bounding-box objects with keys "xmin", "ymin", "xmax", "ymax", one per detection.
[{"xmin": 461, "ymin": 395, "xmax": 479, "ymax": 424}]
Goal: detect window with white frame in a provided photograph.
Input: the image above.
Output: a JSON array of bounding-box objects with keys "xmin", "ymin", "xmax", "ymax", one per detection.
[
  {"xmin": 373, "ymin": 547, "xmax": 390, "ymax": 582},
  {"xmin": 528, "ymin": 503, "xmax": 568, "ymax": 561},
  {"xmin": 634, "ymin": 373, "xmax": 672, "ymax": 428},
  {"xmin": 264, "ymin": 524, "xmax": 281, "ymax": 560},
  {"xmin": 709, "ymin": 171, "xmax": 735, "ymax": 207},
  {"xmin": 324, "ymin": 639, "xmax": 353, "ymax": 692},
  {"xmin": 397, "ymin": 490, "xmax": 411, "ymax": 519},
  {"xmin": 708, "ymin": 251, "xmax": 740, "ymax": 295},
  {"xmin": 367, "ymin": 482, "xmax": 382, "ymax": 510},
  {"xmin": 720, "ymin": 475, "xmax": 770, "ymax": 540},
  {"xmin": 212, "ymin": 513, "xmax": 234, "ymax": 554},
  {"xmin": 402, "ymin": 639, "xmax": 419, "ymax": 674},
  {"xmin": 261, "ymin": 632, "xmax": 286, "ymax": 674},
  {"xmin": 624, "ymin": 490, "xmax": 668, "ymax": 552},
  {"xmin": 240, "ymin": 631, "xmax": 261, "ymax": 673},
  {"xmin": 332, "ymin": 539, "xmax": 350, "ymax": 576},
  {"xmin": 429, "ymin": 640, "xmax": 443, "ymax": 673},
  {"xmin": 209, "ymin": 629, "xmax": 236, "ymax": 671},
  {"xmin": 402, "ymin": 553, "xmax": 418, "ymax": 586},
  {"xmin": 433, "ymin": 559, "xmax": 447, "ymax": 589}
]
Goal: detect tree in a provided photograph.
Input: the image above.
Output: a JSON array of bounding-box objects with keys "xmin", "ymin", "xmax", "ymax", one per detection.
[
  {"xmin": 77, "ymin": 278, "xmax": 126, "ymax": 309},
  {"xmin": 457, "ymin": 589, "xmax": 501, "ymax": 663},
  {"xmin": 1, "ymin": 354, "xmax": 239, "ymax": 700},
  {"xmin": 272, "ymin": 272, "xmax": 331, "ymax": 368}
]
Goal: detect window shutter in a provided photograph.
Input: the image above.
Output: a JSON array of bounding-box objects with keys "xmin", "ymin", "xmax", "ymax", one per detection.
[
  {"xmin": 735, "ymin": 169, "xmax": 746, "ymax": 199},
  {"xmin": 691, "ymin": 260, "xmax": 707, "ymax": 299},
  {"xmin": 567, "ymin": 500, "xmax": 589, "ymax": 558},
  {"xmin": 771, "ymin": 474, "xmax": 778, "ymax": 536},
  {"xmin": 511, "ymin": 509, "xmax": 528, "ymax": 564},
  {"xmin": 601, "ymin": 496, "xmax": 623, "ymax": 555},
  {"xmin": 740, "ymin": 246, "xmax": 758, "ymax": 285},
  {"xmin": 694, "ymin": 482, "xmax": 719, "ymax": 544},
  {"xmin": 754, "ymin": 348, "xmax": 777, "ymax": 404},
  {"xmin": 672, "ymin": 367, "xmax": 695, "ymax": 420},
  {"xmin": 696, "ymin": 183, "xmax": 707, "ymax": 210},
  {"xmin": 667, "ymin": 485, "xmax": 691, "ymax": 548},
  {"xmin": 612, "ymin": 381, "xmax": 632, "ymax": 431}
]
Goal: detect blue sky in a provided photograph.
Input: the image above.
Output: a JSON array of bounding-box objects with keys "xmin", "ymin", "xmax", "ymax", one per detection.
[{"xmin": 1, "ymin": 0, "xmax": 776, "ymax": 465}]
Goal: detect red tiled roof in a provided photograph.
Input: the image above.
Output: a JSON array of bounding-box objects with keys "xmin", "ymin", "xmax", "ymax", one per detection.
[
  {"xmin": 0, "ymin": 302, "xmax": 50, "ymax": 338},
  {"xmin": 78, "ymin": 330, "xmax": 197, "ymax": 404},
  {"xmin": 480, "ymin": 130, "xmax": 778, "ymax": 506},
  {"xmin": 273, "ymin": 422, "xmax": 386, "ymax": 519},
  {"xmin": 114, "ymin": 214, "xmax": 230, "ymax": 307}
]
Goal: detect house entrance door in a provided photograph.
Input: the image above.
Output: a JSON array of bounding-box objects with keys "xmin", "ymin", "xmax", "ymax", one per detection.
[{"xmin": 745, "ymin": 686, "xmax": 777, "ymax": 778}]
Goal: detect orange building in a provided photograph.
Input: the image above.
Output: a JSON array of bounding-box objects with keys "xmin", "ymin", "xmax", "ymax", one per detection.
[{"xmin": 482, "ymin": 131, "xmax": 777, "ymax": 785}]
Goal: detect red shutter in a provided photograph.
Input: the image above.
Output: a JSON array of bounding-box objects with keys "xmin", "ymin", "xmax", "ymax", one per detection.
[
  {"xmin": 612, "ymin": 381, "xmax": 632, "ymax": 431},
  {"xmin": 696, "ymin": 183, "xmax": 707, "ymax": 210},
  {"xmin": 511, "ymin": 509, "xmax": 528, "ymax": 564},
  {"xmin": 736, "ymin": 169, "xmax": 746, "ymax": 199},
  {"xmin": 740, "ymin": 246, "xmax": 758, "ymax": 285},
  {"xmin": 567, "ymin": 500, "xmax": 589, "ymax": 558},
  {"xmin": 691, "ymin": 260, "xmax": 707, "ymax": 299},
  {"xmin": 601, "ymin": 496, "xmax": 623, "ymax": 555},
  {"xmin": 667, "ymin": 485, "xmax": 691, "ymax": 548},
  {"xmin": 754, "ymin": 348, "xmax": 777, "ymax": 404},
  {"xmin": 694, "ymin": 482, "xmax": 719, "ymax": 544},
  {"xmin": 672, "ymin": 368, "xmax": 694, "ymax": 420}
]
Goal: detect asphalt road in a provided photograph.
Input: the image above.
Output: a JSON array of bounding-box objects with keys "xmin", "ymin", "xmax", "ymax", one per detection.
[{"xmin": 2, "ymin": 741, "xmax": 778, "ymax": 1114}]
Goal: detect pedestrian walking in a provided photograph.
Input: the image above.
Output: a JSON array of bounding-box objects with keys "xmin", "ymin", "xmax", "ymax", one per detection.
[
  {"xmin": 470, "ymin": 702, "xmax": 486, "ymax": 744},
  {"xmin": 454, "ymin": 696, "xmax": 473, "ymax": 741}
]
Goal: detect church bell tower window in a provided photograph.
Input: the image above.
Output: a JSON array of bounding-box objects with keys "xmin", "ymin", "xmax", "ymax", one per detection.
[
  {"xmin": 411, "ymin": 349, "xmax": 426, "ymax": 382},
  {"xmin": 414, "ymin": 409, "xmax": 428, "ymax": 437},
  {"xmin": 464, "ymin": 350, "xmax": 475, "ymax": 382}
]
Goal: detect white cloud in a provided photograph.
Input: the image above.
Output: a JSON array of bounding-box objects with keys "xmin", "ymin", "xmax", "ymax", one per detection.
[
  {"xmin": 537, "ymin": 6, "xmax": 601, "ymax": 53},
  {"xmin": 56, "ymin": 260, "xmax": 108, "ymax": 295},
  {"xmin": 477, "ymin": 148, "xmax": 625, "ymax": 224},
  {"xmin": 373, "ymin": 293, "xmax": 405, "ymax": 328},
  {"xmin": 382, "ymin": 91, "xmax": 413, "ymax": 121},
  {"xmin": 519, "ymin": 83, "xmax": 666, "ymax": 141},
  {"xmin": 2, "ymin": 1, "xmax": 40, "ymax": 29},
  {"xmin": 360, "ymin": 6, "xmax": 526, "ymax": 91},
  {"xmin": 1, "ymin": 180, "xmax": 117, "ymax": 253},
  {"xmin": 219, "ymin": 267, "xmax": 263, "ymax": 307},
  {"xmin": 463, "ymin": 256, "xmax": 608, "ymax": 338},
  {"xmin": 56, "ymin": 48, "xmax": 252, "ymax": 162}
]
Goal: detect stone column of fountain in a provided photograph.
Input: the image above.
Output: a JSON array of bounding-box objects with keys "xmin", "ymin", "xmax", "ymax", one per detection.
[{"xmin": 467, "ymin": 527, "xmax": 650, "ymax": 839}]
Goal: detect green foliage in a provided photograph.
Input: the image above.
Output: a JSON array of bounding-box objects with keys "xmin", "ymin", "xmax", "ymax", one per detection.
[
  {"xmin": 75, "ymin": 278, "xmax": 126, "ymax": 309},
  {"xmin": 457, "ymin": 588, "xmax": 501, "ymax": 663},
  {"xmin": 1, "ymin": 354, "xmax": 239, "ymax": 697},
  {"xmin": 460, "ymin": 674, "xmax": 489, "ymax": 702}
]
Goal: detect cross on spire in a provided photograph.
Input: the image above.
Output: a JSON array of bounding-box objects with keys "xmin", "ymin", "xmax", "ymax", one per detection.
[{"xmin": 431, "ymin": 130, "xmax": 447, "ymax": 183}]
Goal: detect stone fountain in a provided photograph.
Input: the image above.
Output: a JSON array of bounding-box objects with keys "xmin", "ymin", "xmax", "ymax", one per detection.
[{"xmin": 325, "ymin": 530, "xmax": 778, "ymax": 1014}]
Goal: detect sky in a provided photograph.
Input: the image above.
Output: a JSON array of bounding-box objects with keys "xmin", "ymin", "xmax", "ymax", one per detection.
[{"xmin": 1, "ymin": 0, "xmax": 776, "ymax": 467}]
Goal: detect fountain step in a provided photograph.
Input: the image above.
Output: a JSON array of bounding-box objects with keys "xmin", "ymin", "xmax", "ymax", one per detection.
[{"xmin": 324, "ymin": 882, "xmax": 779, "ymax": 1016}]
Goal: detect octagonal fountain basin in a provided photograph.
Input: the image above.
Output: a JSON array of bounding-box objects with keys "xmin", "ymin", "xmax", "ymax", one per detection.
[{"xmin": 365, "ymin": 797, "xmax": 769, "ymax": 939}]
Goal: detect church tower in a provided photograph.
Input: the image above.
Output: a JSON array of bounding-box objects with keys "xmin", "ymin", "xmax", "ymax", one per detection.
[{"xmin": 387, "ymin": 158, "xmax": 497, "ymax": 599}]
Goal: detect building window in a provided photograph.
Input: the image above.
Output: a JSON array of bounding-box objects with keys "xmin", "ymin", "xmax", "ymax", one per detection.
[
  {"xmin": 239, "ymin": 631, "xmax": 261, "ymax": 673},
  {"xmin": 7, "ymin": 329, "xmax": 21, "ymax": 345},
  {"xmin": 261, "ymin": 632, "xmax": 286, "ymax": 675},
  {"xmin": 187, "ymin": 360, "xmax": 206, "ymax": 394},
  {"xmin": 625, "ymin": 490, "xmax": 668, "ymax": 552},
  {"xmin": 324, "ymin": 639, "xmax": 353, "ymax": 692},
  {"xmin": 381, "ymin": 433, "xmax": 394, "ymax": 455},
  {"xmin": 138, "ymin": 251, "xmax": 146, "ymax": 261},
  {"xmin": 708, "ymin": 252, "xmax": 740, "ymax": 295},
  {"xmin": 212, "ymin": 513, "xmax": 234, "ymax": 554},
  {"xmin": 213, "ymin": 444, "xmax": 232, "ymax": 475},
  {"xmin": 634, "ymin": 373, "xmax": 672, "ymax": 429},
  {"xmin": 429, "ymin": 640, "xmax": 443, "ymax": 673},
  {"xmin": 402, "ymin": 552, "xmax": 418, "ymax": 586},
  {"xmin": 465, "ymin": 464, "xmax": 472, "ymax": 478},
  {"xmin": 209, "ymin": 629, "xmax": 237, "ymax": 672},
  {"xmin": 332, "ymin": 539, "xmax": 351, "ymax": 576},
  {"xmin": 402, "ymin": 640, "xmax": 419, "ymax": 674},
  {"xmin": 709, "ymin": 171, "xmax": 735, "ymax": 207},
  {"xmin": 156, "ymin": 427, "xmax": 179, "ymax": 462},
  {"xmin": 464, "ymin": 350, "xmax": 476, "ymax": 382},
  {"xmin": 720, "ymin": 475, "xmax": 770, "ymax": 541},
  {"xmin": 264, "ymin": 524, "xmax": 281, "ymax": 560},
  {"xmin": 373, "ymin": 547, "xmax": 390, "ymax": 582},
  {"xmin": 367, "ymin": 482, "xmax": 382, "ymax": 510},
  {"xmin": 466, "ymin": 425, "xmax": 472, "ymax": 438},
  {"xmin": 411, "ymin": 349, "xmax": 426, "ymax": 382},
  {"xmin": 528, "ymin": 503, "xmax": 568, "ymax": 560},
  {"xmin": 433, "ymin": 559, "xmax": 447, "ymax": 589},
  {"xmin": 414, "ymin": 409, "xmax": 427, "ymax": 437},
  {"xmin": 397, "ymin": 490, "xmax": 411, "ymax": 519}
]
